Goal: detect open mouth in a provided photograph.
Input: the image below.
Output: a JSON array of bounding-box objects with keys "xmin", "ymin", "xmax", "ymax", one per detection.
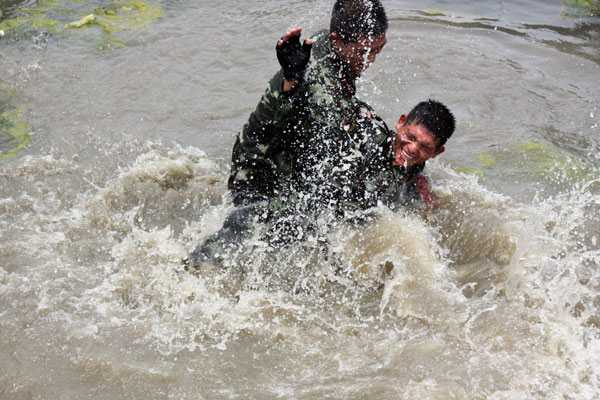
[
  {"xmin": 398, "ymin": 148, "xmax": 414, "ymax": 163},
  {"xmin": 394, "ymin": 148, "xmax": 413, "ymax": 167}
]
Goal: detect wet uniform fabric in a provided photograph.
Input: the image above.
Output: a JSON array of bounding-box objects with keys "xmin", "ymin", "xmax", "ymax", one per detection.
[
  {"xmin": 228, "ymin": 29, "xmax": 362, "ymax": 208},
  {"xmin": 185, "ymin": 30, "xmax": 425, "ymax": 269}
]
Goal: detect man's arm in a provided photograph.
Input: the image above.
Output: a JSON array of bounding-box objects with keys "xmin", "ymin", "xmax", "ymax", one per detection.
[
  {"xmin": 228, "ymin": 71, "xmax": 289, "ymax": 205},
  {"xmin": 228, "ymin": 28, "xmax": 312, "ymax": 206}
]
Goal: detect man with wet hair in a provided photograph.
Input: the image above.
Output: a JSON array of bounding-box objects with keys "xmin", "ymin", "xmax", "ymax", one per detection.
[
  {"xmin": 228, "ymin": 0, "xmax": 388, "ymax": 206},
  {"xmin": 330, "ymin": 0, "xmax": 388, "ymax": 42},
  {"xmin": 186, "ymin": 0, "xmax": 391, "ymax": 269},
  {"xmin": 359, "ymin": 99, "xmax": 456, "ymax": 210}
]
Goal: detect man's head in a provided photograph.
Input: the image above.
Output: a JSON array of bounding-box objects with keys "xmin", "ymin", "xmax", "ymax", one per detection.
[
  {"xmin": 329, "ymin": 0, "xmax": 388, "ymax": 74},
  {"xmin": 392, "ymin": 99, "xmax": 456, "ymax": 168}
]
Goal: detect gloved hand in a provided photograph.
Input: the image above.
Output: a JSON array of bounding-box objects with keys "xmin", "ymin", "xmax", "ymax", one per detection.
[{"xmin": 276, "ymin": 33, "xmax": 312, "ymax": 82}]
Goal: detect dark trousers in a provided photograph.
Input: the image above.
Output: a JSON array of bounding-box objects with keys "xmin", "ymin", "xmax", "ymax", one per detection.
[{"xmin": 183, "ymin": 205, "xmax": 258, "ymax": 271}]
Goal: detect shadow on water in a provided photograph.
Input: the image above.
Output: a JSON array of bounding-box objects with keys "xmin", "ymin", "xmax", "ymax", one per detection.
[
  {"xmin": 522, "ymin": 21, "xmax": 600, "ymax": 64},
  {"xmin": 393, "ymin": 7, "xmax": 600, "ymax": 65}
]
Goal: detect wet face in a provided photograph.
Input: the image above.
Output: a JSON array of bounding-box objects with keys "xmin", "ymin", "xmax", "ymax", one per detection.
[
  {"xmin": 329, "ymin": 33, "xmax": 386, "ymax": 74},
  {"xmin": 392, "ymin": 115, "xmax": 445, "ymax": 168}
]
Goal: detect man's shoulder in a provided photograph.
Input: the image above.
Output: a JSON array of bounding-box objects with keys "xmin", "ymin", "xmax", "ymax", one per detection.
[
  {"xmin": 354, "ymin": 102, "xmax": 390, "ymax": 141},
  {"xmin": 307, "ymin": 29, "xmax": 334, "ymax": 67},
  {"xmin": 308, "ymin": 29, "xmax": 330, "ymax": 46}
]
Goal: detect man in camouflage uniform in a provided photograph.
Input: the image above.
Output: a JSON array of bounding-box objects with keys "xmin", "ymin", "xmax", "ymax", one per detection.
[
  {"xmin": 228, "ymin": 0, "xmax": 389, "ymax": 208},
  {"xmin": 185, "ymin": 0, "xmax": 391, "ymax": 268},
  {"xmin": 185, "ymin": 1, "xmax": 456, "ymax": 269},
  {"xmin": 357, "ymin": 100, "xmax": 455, "ymax": 210}
]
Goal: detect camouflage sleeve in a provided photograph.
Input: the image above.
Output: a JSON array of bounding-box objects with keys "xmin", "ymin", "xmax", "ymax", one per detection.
[
  {"xmin": 231, "ymin": 68, "xmax": 348, "ymax": 207},
  {"xmin": 228, "ymin": 70, "xmax": 300, "ymax": 205},
  {"xmin": 358, "ymin": 116, "xmax": 393, "ymax": 208}
]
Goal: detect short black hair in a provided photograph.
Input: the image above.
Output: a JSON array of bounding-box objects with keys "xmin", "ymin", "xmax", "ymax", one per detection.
[
  {"xmin": 330, "ymin": 0, "xmax": 388, "ymax": 43},
  {"xmin": 406, "ymin": 99, "xmax": 456, "ymax": 148}
]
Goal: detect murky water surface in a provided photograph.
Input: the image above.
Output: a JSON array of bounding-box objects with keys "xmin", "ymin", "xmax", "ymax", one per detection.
[{"xmin": 1, "ymin": 0, "xmax": 599, "ymax": 398}]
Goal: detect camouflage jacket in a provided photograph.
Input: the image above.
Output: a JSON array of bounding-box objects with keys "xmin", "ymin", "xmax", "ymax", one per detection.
[{"xmin": 228, "ymin": 30, "xmax": 424, "ymax": 216}]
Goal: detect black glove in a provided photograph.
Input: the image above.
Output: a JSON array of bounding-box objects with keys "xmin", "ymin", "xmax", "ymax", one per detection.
[{"xmin": 276, "ymin": 35, "xmax": 312, "ymax": 81}]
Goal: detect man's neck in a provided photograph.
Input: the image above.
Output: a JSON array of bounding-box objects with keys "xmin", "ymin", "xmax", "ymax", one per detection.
[{"xmin": 331, "ymin": 49, "xmax": 358, "ymax": 82}]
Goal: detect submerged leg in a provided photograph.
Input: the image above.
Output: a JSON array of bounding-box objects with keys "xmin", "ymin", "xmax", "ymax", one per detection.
[{"xmin": 183, "ymin": 205, "xmax": 257, "ymax": 271}]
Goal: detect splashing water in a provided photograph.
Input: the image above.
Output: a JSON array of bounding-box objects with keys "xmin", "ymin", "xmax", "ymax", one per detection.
[{"xmin": 1, "ymin": 0, "xmax": 600, "ymax": 398}]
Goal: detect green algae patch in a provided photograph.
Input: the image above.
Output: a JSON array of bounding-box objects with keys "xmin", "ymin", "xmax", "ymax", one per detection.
[
  {"xmin": 96, "ymin": 36, "xmax": 126, "ymax": 51},
  {"xmin": 0, "ymin": 109, "xmax": 32, "ymax": 158},
  {"xmin": 65, "ymin": 13, "xmax": 96, "ymax": 28},
  {"xmin": 487, "ymin": 141, "xmax": 592, "ymax": 177},
  {"xmin": 511, "ymin": 140, "xmax": 594, "ymax": 179},
  {"xmin": 424, "ymin": 9, "xmax": 446, "ymax": 16},
  {"xmin": 458, "ymin": 141, "xmax": 599, "ymax": 188},
  {"xmin": 0, "ymin": 0, "xmax": 61, "ymax": 39},
  {"xmin": 477, "ymin": 151, "xmax": 496, "ymax": 167},
  {"xmin": 31, "ymin": 18, "xmax": 59, "ymax": 28},
  {"xmin": 94, "ymin": 1, "xmax": 162, "ymax": 31},
  {"xmin": 0, "ymin": 89, "xmax": 31, "ymax": 158},
  {"xmin": 514, "ymin": 141, "xmax": 570, "ymax": 174},
  {"xmin": 1, "ymin": 0, "xmax": 162, "ymax": 49},
  {"xmin": 0, "ymin": 14, "xmax": 59, "ymax": 38},
  {"xmin": 0, "ymin": 85, "xmax": 32, "ymax": 158},
  {"xmin": 34, "ymin": 0, "xmax": 60, "ymax": 8},
  {"xmin": 63, "ymin": 1, "xmax": 162, "ymax": 34},
  {"xmin": 561, "ymin": 0, "xmax": 600, "ymax": 18}
]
